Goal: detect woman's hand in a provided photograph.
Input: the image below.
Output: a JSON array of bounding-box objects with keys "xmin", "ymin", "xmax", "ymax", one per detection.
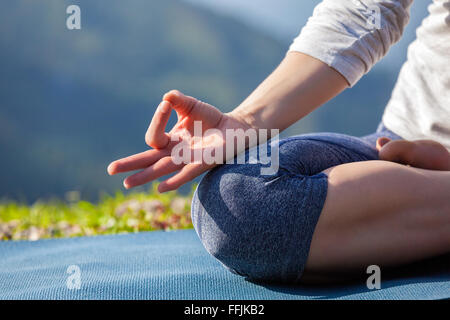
[
  {"xmin": 107, "ymin": 90, "xmax": 252, "ymax": 192},
  {"xmin": 108, "ymin": 53, "xmax": 349, "ymax": 193}
]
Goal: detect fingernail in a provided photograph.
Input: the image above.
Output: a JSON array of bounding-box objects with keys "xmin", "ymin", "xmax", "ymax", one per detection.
[
  {"xmin": 159, "ymin": 101, "xmax": 171, "ymax": 114},
  {"xmin": 165, "ymin": 90, "xmax": 181, "ymax": 104},
  {"xmin": 107, "ymin": 164, "xmax": 114, "ymax": 175}
]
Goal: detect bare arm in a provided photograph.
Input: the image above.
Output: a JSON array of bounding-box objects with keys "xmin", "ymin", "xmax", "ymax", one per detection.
[{"xmin": 230, "ymin": 52, "xmax": 348, "ymax": 132}]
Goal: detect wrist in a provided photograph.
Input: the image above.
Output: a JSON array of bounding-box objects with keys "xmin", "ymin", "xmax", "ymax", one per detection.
[{"xmin": 226, "ymin": 108, "xmax": 261, "ymax": 131}]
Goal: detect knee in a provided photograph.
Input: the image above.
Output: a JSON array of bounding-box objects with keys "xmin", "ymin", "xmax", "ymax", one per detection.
[
  {"xmin": 191, "ymin": 164, "xmax": 253, "ymax": 273},
  {"xmin": 190, "ymin": 163, "xmax": 318, "ymax": 283},
  {"xmin": 191, "ymin": 163, "xmax": 278, "ymax": 280}
]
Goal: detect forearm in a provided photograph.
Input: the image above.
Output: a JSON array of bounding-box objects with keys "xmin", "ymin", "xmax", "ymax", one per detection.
[{"xmin": 229, "ymin": 52, "xmax": 348, "ymax": 132}]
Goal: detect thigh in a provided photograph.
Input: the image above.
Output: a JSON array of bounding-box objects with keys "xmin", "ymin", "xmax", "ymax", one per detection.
[
  {"xmin": 275, "ymin": 132, "xmax": 379, "ymax": 175},
  {"xmin": 303, "ymin": 160, "xmax": 450, "ymax": 282}
]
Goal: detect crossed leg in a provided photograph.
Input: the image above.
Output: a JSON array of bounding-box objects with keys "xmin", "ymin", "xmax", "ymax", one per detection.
[
  {"xmin": 302, "ymin": 160, "xmax": 450, "ymax": 282},
  {"xmin": 191, "ymin": 130, "xmax": 450, "ymax": 283}
]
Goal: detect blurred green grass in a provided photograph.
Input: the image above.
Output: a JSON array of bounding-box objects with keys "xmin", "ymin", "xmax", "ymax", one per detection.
[{"xmin": 0, "ymin": 184, "xmax": 194, "ymax": 241}]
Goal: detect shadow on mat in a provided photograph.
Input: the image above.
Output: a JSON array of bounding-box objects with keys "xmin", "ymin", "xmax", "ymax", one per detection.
[{"xmin": 246, "ymin": 254, "xmax": 450, "ymax": 299}]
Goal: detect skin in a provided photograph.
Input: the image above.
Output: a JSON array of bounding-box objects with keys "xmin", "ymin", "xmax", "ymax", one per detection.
[
  {"xmin": 303, "ymin": 161, "xmax": 450, "ymax": 283},
  {"xmin": 108, "ymin": 52, "xmax": 450, "ymax": 282},
  {"xmin": 376, "ymin": 137, "xmax": 450, "ymax": 171}
]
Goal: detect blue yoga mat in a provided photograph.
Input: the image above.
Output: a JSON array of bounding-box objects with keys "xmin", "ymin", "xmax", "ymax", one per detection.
[{"xmin": 0, "ymin": 230, "xmax": 448, "ymax": 300}]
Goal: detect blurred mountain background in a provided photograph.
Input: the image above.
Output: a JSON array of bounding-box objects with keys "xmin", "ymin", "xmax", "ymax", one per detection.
[{"xmin": 0, "ymin": 0, "xmax": 430, "ymax": 202}]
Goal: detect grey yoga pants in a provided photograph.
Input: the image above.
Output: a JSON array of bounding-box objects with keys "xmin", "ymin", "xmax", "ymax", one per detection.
[{"xmin": 191, "ymin": 123, "xmax": 403, "ymax": 283}]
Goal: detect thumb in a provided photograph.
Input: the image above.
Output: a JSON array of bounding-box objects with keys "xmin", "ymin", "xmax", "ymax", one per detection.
[{"xmin": 163, "ymin": 90, "xmax": 197, "ymax": 116}]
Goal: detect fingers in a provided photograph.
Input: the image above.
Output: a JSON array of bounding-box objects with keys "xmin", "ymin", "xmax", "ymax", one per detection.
[
  {"xmin": 158, "ymin": 163, "xmax": 207, "ymax": 193},
  {"xmin": 163, "ymin": 89, "xmax": 224, "ymax": 129},
  {"xmin": 145, "ymin": 101, "xmax": 171, "ymax": 149},
  {"xmin": 376, "ymin": 137, "xmax": 391, "ymax": 151},
  {"xmin": 163, "ymin": 90, "xmax": 197, "ymax": 117},
  {"xmin": 123, "ymin": 156, "xmax": 183, "ymax": 189},
  {"xmin": 107, "ymin": 149, "xmax": 169, "ymax": 175}
]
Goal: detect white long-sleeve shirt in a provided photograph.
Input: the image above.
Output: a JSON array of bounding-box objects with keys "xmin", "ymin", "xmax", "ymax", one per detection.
[{"xmin": 289, "ymin": 0, "xmax": 450, "ymax": 150}]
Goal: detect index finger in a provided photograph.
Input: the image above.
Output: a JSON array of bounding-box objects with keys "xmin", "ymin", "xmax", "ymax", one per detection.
[{"xmin": 145, "ymin": 101, "xmax": 171, "ymax": 149}]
